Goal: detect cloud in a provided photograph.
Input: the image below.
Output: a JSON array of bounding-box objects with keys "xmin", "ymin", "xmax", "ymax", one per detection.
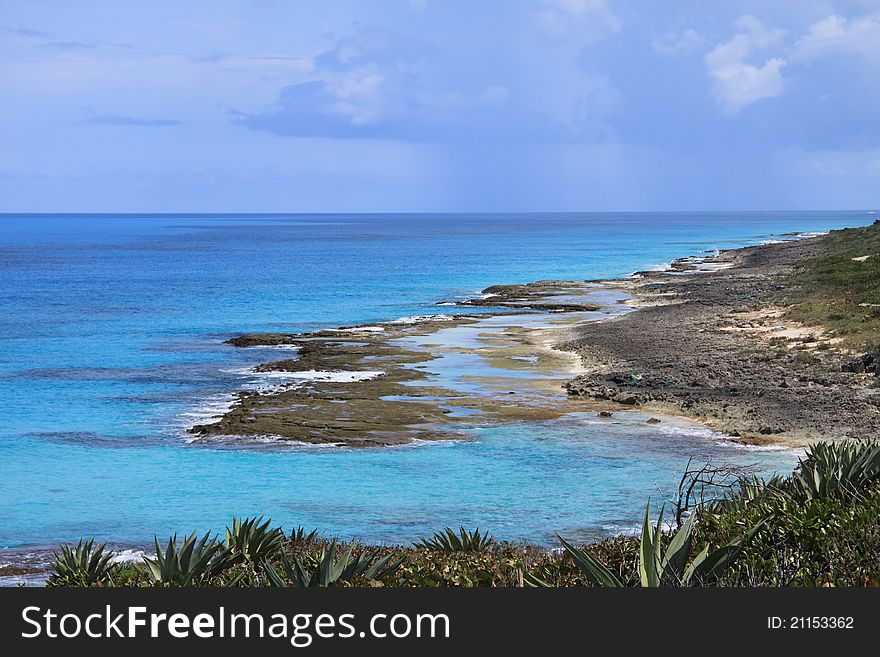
[
  {"xmin": 533, "ymin": 0, "xmax": 621, "ymax": 43},
  {"xmin": 313, "ymin": 26, "xmax": 429, "ymax": 72},
  {"xmin": 40, "ymin": 41, "xmax": 98, "ymax": 51},
  {"xmin": 4, "ymin": 26, "xmax": 135, "ymax": 52},
  {"xmin": 705, "ymin": 16, "xmax": 787, "ymax": 114},
  {"xmin": 3, "ymin": 26, "xmax": 51, "ymax": 38},
  {"xmin": 235, "ymin": 78, "xmax": 510, "ymax": 140},
  {"xmin": 234, "ymin": 26, "xmax": 519, "ymax": 141},
  {"xmin": 792, "ymin": 14, "xmax": 880, "ymax": 63},
  {"xmin": 235, "ymin": 28, "xmax": 424, "ymax": 138},
  {"xmin": 81, "ymin": 114, "xmax": 181, "ymax": 127},
  {"xmin": 653, "ymin": 28, "xmax": 706, "ymax": 55}
]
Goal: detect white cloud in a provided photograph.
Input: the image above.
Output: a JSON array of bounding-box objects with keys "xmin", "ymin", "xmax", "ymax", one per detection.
[
  {"xmin": 704, "ymin": 16, "xmax": 787, "ymax": 114},
  {"xmin": 653, "ymin": 28, "xmax": 706, "ymax": 55},
  {"xmin": 792, "ymin": 14, "xmax": 880, "ymax": 63},
  {"xmin": 534, "ymin": 0, "xmax": 621, "ymax": 43},
  {"xmin": 733, "ymin": 15, "xmax": 786, "ymax": 49}
]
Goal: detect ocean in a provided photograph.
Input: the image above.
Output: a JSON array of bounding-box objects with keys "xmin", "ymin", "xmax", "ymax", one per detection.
[{"xmin": 0, "ymin": 211, "xmax": 872, "ymax": 564}]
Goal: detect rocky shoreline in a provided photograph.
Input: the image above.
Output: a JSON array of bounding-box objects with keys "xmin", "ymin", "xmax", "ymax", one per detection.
[
  {"xmin": 563, "ymin": 229, "xmax": 880, "ymax": 446},
  {"xmin": 189, "ymin": 282, "xmax": 623, "ymax": 446},
  {"xmin": 192, "ymin": 225, "xmax": 879, "ymax": 448}
]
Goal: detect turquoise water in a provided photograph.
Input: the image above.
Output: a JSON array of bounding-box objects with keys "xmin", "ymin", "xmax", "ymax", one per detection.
[{"xmin": 0, "ymin": 212, "xmax": 872, "ymax": 552}]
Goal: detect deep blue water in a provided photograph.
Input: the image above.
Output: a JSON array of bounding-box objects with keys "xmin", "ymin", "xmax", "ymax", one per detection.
[{"xmin": 0, "ymin": 212, "xmax": 872, "ymax": 551}]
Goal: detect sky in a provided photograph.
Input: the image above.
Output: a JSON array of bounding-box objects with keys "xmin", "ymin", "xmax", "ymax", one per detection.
[{"xmin": 1, "ymin": 0, "xmax": 879, "ymax": 212}]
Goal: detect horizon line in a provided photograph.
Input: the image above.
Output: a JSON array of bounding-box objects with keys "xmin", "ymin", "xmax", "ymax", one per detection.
[{"xmin": 0, "ymin": 209, "xmax": 877, "ymax": 217}]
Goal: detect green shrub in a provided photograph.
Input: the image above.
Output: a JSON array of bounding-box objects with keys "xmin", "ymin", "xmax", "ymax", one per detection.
[
  {"xmin": 289, "ymin": 526, "xmax": 320, "ymax": 545},
  {"xmin": 549, "ymin": 501, "xmax": 759, "ymax": 587},
  {"xmin": 224, "ymin": 516, "xmax": 285, "ymax": 566},
  {"xmin": 787, "ymin": 440, "xmax": 880, "ymax": 502},
  {"xmin": 264, "ymin": 539, "xmax": 405, "ymax": 587},
  {"xmin": 143, "ymin": 532, "xmax": 227, "ymax": 587},
  {"xmin": 415, "ymin": 527, "xmax": 495, "ymax": 552},
  {"xmin": 49, "ymin": 539, "xmax": 115, "ymax": 587}
]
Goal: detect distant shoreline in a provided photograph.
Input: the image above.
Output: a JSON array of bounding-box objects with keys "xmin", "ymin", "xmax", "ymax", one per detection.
[
  {"xmin": 189, "ymin": 225, "xmax": 880, "ymax": 449},
  {"xmin": 564, "ymin": 224, "xmax": 880, "ymax": 446}
]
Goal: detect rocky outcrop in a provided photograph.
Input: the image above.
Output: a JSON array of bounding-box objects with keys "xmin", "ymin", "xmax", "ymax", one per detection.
[
  {"xmin": 562, "ymin": 235, "xmax": 880, "ymax": 445},
  {"xmin": 842, "ymin": 350, "xmax": 879, "ymax": 375}
]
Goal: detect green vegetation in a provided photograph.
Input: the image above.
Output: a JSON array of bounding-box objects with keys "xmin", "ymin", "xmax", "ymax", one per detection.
[
  {"xmin": 49, "ymin": 440, "xmax": 880, "ymax": 587},
  {"xmin": 701, "ymin": 439, "xmax": 880, "ymax": 586},
  {"xmin": 289, "ymin": 526, "xmax": 320, "ymax": 545},
  {"xmin": 414, "ymin": 527, "xmax": 495, "ymax": 552},
  {"xmin": 264, "ymin": 540, "xmax": 405, "ymax": 587},
  {"xmin": 551, "ymin": 502, "xmax": 761, "ymax": 587},
  {"xmin": 142, "ymin": 532, "xmax": 228, "ymax": 587},
  {"xmin": 786, "ymin": 221, "xmax": 880, "ymax": 349},
  {"xmin": 224, "ymin": 516, "xmax": 286, "ymax": 566},
  {"xmin": 50, "ymin": 539, "xmax": 115, "ymax": 586}
]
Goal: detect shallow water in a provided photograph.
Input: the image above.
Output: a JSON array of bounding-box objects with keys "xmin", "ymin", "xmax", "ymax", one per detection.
[{"xmin": 0, "ymin": 212, "xmax": 870, "ymax": 557}]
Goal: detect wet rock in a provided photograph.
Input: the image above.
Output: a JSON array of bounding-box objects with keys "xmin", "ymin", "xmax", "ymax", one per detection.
[
  {"xmin": 442, "ymin": 280, "xmax": 603, "ymax": 312},
  {"xmin": 842, "ymin": 350, "xmax": 878, "ymax": 375},
  {"xmin": 226, "ymin": 333, "xmax": 298, "ymax": 347},
  {"xmin": 646, "ymin": 417, "xmax": 661, "ymax": 424},
  {"xmin": 561, "ymin": 225, "xmax": 880, "ymax": 442}
]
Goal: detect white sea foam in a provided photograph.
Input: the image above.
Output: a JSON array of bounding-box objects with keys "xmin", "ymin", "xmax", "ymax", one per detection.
[
  {"xmin": 763, "ymin": 231, "xmax": 828, "ymax": 245},
  {"xmin": 222, "ymin": 366, "xmax": 384, "ymax": 383},
  {"xmin": 399, "ymin": 436, "xmax": 471, "ymax": 449},
  {"xmin": 600, "ymin": 524, "xmax": 642, "ymax": 537},
  {"xmin": 330, "ymin": 315, "xmax": 457, "ymax": 330},
  {"xmin": 644, "ymin": 261, "xmax": 673, "ymax": 273},
  {"xmin": 658, "ymin": 423, "xmax": 716, "ymax": 436},
  {"xmin": 111, "ymin": 549, "xmax": 146, "ymax": 564},
  {"xmin": 179, "ymin": 392, "xmax": 238, "ymax": 424},
  {"xmin": 179, "ymin": 369, "xmax": 383, "ymax": 442},
  {"xmin": 331, "ymin": 325, "xmax": 385, "ymax": 333},
  {"xmin": 655, "ymin": 424, "xmax": 797, "ymax": 453},
  {"xmin": 733, "ymin": 442, "xmax": 796, "ymax": 452},
  {"xmin": 390, "ymin": 314, "xmax": 456, "ymax": 324},
  {"xmin": 185, "ymin": 433, "xmax": 343, "ymax": 449},
  {"xmin": 240, "ymin": 382, "xmax": 300, "ymax": 395},
  {"xmin": 243, "ymin": 369, "xmax": 384, "ymax": 382}
]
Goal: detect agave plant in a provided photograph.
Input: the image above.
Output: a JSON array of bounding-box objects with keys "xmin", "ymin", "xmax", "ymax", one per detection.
[
  {"xmin": 554, "ymin": 501, "xmax": 759, "ymax": 587},
  {"xmin": 707, "ymin": 474, "xmax": 786, "ymax": 514},
  {"xmin": 787, "ymin": 440, "xmax": 880, "ymax": 502},
  {"xmin": 415, "ymin": 527, "xmax": 495, "ymax": 552},
  {"xmin": 224, "ymin": 516, "xmax": 285, "ymax": 566},
  {"xmin": 289, "ymin": 525, "xmax": 320, "ymax": 545},
  {"xmin": 50, "ymin": 539, "xmax": 115, "ymax": 586},
  {"xmin": 143, "ymin": 532, "xmax": 227, "ymax": 587},
  {"xmin": 264, "ymin": 540, "xmax": 405, "ymax": 587}
]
